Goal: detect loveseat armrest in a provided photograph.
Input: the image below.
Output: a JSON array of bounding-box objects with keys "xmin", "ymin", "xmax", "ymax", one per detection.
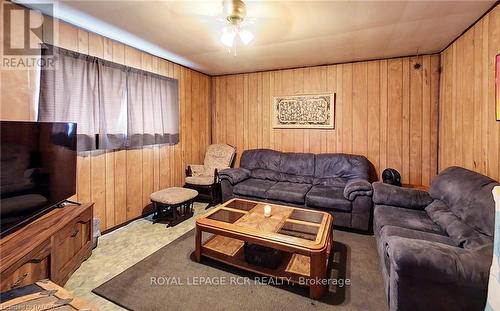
[
  {"xmin": 372, "ymin": 182, "xmax": 432, "ymax": 210},
  {"xmin": 219, "ymin": 168, "xmax": 250, "ymax": 185},
  {"xmin": 387, "ymin": 237, "xmax": 492, "ymax": 287},
  {"xmin": 343, "ymin": 179, "xmax": 373, "ymax": 201}
]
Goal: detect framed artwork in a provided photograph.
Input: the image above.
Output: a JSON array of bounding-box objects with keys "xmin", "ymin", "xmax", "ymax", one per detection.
[
  {"xmin": 272, "ymin": 93, "xmax": 335, "ymax": 129},
  {"xmin": 496, "ymin": 54, "xmax": 500, "ymax": 121}
]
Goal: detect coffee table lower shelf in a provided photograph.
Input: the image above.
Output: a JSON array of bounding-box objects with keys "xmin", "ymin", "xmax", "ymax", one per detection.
[{"xmin": 200, "ymin": 235, "xmax": 319, "ymax": 288}]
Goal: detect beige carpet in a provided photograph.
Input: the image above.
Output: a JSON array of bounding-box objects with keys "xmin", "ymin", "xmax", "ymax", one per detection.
[{"xmin": 65, "ymin": 202, "xmax": 213, "ymax": 311}]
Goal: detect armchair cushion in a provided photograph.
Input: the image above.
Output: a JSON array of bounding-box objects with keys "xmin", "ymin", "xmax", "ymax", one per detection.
[
  {"xmin": 387, "ymin": 237, "xmax": 492, "ymax": 287},
  {"xmin": 189, "ymin": 164, "xmax": 208, "ymax": 177},
  {"xmin": 373, "ymin": 182, "xmax": 433, "ymax": 210},
  {"xmin": 343, "ymin": 179, "xmax": 373, "ymax": 201},
  {"xmin": 219, "ymin": 168, "xmax": 251, "ymax": 185},
  {"xmin": 185, "ymin": 176, "xmax": 214, "ymax": 186},
  {"xmin": 203, "ymin": 144, "xmax": 236, "ymax": 173}
]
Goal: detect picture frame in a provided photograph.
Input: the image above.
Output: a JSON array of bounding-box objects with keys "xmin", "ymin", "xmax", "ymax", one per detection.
[{"xmin": 272, "ymin": 93, "xmax": 335, "ymax": 129}]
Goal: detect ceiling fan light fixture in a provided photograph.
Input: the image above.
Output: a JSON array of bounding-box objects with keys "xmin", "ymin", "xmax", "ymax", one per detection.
[
  {"xmin": 221, "ymin": 25, "xmax": 236, "ymax": 47},
  {"xmin": 238, "ymin": 29, "xmax": 254, "ymax": 45},
  {"xmin": 219, "ymin": 0, "xmax": 253, "ymax": 51}
]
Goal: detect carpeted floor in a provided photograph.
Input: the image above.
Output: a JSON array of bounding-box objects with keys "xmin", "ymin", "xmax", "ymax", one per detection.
[
  {"xmin": 93, "ymin": 227, "xmax": 387, "ymax": 311},
  {"xmin": 65, "ymin": 202, "xmax": 213, "ymax": 311}
]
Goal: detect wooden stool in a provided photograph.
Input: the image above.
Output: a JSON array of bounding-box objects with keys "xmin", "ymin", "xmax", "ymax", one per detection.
[{"xmin": 150, "ymin": 187, "xmax": 198, "ymax": 227}]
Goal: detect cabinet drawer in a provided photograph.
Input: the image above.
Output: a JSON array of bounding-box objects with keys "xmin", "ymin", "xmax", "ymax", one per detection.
[
  {"xmin": 0, "ymin": 240, "xmax": 51, "ymax": 292},
  {"xmin": 51, "ymin": 207, "xmax": 92, "ymax": 285}
]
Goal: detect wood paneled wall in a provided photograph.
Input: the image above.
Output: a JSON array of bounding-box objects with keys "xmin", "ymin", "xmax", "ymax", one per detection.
[
  {"xmin": 439, "ymin": 5, "xmax": 500, "ymax": 181},
  {"xmin": 0, "ymin": 14, "xmax": 211, "ymax": 230},
  {"xmin": 212, "ymin": 55, "xmax": 440, "ymax": 186}
]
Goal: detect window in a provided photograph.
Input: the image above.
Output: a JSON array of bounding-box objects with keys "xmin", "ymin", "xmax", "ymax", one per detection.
[{"xmin": 38, "ymin": 45, "xmax": 179, "ymax": 151}]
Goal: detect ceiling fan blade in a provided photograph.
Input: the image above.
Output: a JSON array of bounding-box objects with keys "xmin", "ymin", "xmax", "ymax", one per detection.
[
  {"xmin": 240, "ymin": 18, "xmax": 256, "ymax": 26},
  {"xmin": 169, "ymin": 0, "xmax": 222, "ymax": 18}
]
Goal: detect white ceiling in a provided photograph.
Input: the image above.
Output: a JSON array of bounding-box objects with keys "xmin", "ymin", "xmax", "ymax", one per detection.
[{"xmin": 36, "ymin": 0, "xmax": 496, "ymax": 75}]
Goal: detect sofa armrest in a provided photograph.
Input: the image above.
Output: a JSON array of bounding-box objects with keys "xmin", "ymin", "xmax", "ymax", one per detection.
[
  {"xmin": 387, "ymin": 237, "xmax": 492, "ymax": 287},
  {"xmin": 343, "ymin": 179, "xmax": 373, "ymax": 201},
  {"xmin": 372, "ymin": 182, "xmax": 432, "ymax": 210},
  {"xmin": 219, "ymin": 168, "xmax": 250, "ymax": 185}
]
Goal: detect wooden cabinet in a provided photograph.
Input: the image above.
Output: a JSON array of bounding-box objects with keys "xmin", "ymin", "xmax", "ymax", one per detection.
[
  {"xmin": 0, "ymin": 203, "xmax": 94, "ymax": 292},
  {"xmin": 0, "ymin": 240, "xmax": 51, "ymax": 292},
  {"xmin": 52, "ymin": 206, "xmax": 93, "ymax": 285}
]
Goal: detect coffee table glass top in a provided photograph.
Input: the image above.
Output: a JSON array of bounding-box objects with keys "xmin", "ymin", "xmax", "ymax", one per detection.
[
  {"xmin": 224, "ymin": 200, "xmax": 258, "ymax": 211},
  {"xmin": 207, "ymin": 209, "xmax": 245, "ymax": 223},
  {"xmin": 202, "ymin": 199, "xmax": 328, "ymax": 244}
]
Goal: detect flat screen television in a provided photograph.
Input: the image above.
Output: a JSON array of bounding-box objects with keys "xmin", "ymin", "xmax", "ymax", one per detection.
[{"xmin": 0, "ymin": 121, "xmax": 77, "ymax": 237}]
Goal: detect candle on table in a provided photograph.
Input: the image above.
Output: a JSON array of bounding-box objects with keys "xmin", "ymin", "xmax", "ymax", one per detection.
[{"xmin": 264, "ymin": 205, "xmax": 272, "ymax": 217}]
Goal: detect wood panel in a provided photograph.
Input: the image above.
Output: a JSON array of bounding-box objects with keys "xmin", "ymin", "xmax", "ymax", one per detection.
[
  {"xmin": 212, "ymin": 56, "xmax": 441, "ymax": 185},
  {"xmin": 0, "ymin": 9, "xmax": 212, "ymax": 231},
  {"xmin": 439, "ymin": 5, "xmax": 500, "ymax": 182}
]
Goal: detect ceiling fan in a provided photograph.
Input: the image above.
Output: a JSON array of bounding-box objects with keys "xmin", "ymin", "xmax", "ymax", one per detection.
[{"xmin": 220, "ymin": 0, "xmax": 255, "ymax": 52}]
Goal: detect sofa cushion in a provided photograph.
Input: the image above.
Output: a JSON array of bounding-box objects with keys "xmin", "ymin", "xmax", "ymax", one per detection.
[
  {"xmin": 312, "ymin": 177, "xmax": 347, "ymax": 187},
  {"xmin": 380, "ymin": 225, "xmax": 455, "ymax": 249},
  {"xmin": 426, "ymin": 200, "xmax": 492, "ymax": 249},
  {"xmin": 279, "ymin": 152, "xmax": 315, "ymax": 176},
  {"xmin": 430, "ymin": 166, "xmax": 499, "ymax": 237},
  {"xmin": 281, "ymin": 173, "xmax": 314, "ymax": 184},
  {"xmin": 250, "ymin": 168, "xmax": 281, "ymax": 181},
  {"xmin": 240, "ymin": 149, "xmax": 281, "ymax": 171},
  {"xmin": 314, "ymin": 153, "xmax": 369, "ymax": 180},
  {"xmin": 233, "ymin": 178, "xmax": 277, "ymax": 199},
  {"xmin": 266, "ymin": 182, "xmax": 312, "ymax": 204},
  {"xmin": 374, "ymin": 205, "xmax": 444, "ymax": 235},
  {"xmin": 276, "ymin": 153, "xmax": 315, "ymax": 184},
  {"xmin": 306, "ymin": 185, "xmax": 352, "ymax": 212},
  {"xmin": 378, "ymin": 225, "xmax": 456, "ymax": 276}
]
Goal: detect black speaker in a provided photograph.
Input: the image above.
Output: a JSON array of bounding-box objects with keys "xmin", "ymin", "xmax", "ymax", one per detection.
[{"xmin": 382, "ymin": 168, "xmax": 402, "ymax": 187}]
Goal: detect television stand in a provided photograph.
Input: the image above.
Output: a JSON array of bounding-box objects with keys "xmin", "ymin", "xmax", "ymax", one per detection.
[
  {"xmin": 0, "ymin": 202, "xmax": 94, "ymax": 291},
  {"xmin": 57, "ymin": 199, "xmax": 82, "ymax": 207}
]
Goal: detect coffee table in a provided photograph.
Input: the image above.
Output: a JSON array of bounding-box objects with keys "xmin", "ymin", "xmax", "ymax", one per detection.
[{"xmin": 195, "ymin": 198, "xmax": 333, "ymax": 299}]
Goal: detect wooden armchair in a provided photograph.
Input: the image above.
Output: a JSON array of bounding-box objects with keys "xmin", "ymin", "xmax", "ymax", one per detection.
[{"xmin": 184, "ymin": 144, "xmax": 236, "ymax": 207}]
